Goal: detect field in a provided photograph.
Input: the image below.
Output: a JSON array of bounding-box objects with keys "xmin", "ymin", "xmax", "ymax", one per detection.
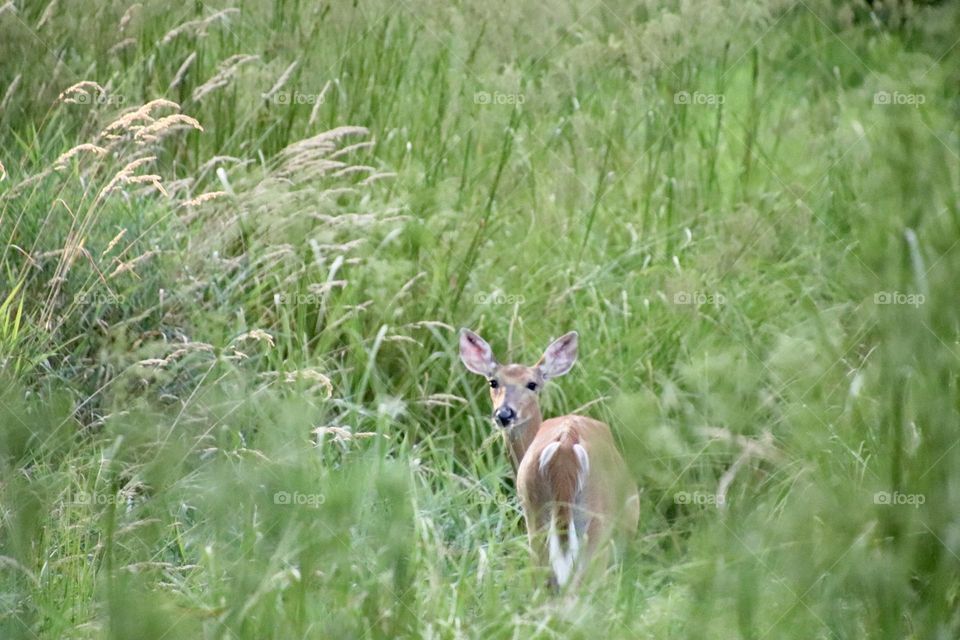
[{"xmin": 2, "ymin": 0, "xmax": 959, "ymax": 638}]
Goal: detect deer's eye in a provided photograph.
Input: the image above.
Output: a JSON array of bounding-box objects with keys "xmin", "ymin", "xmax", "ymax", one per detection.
[
  {"xmin": 489, "ymin": 379, "xmax": 499, "ymax": 389},
  {"xmin": 526, "ymin": 382, "xmax": 538, "ymax": 391}
]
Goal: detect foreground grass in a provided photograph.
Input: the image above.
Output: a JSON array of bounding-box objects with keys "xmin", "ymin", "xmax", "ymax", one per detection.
[{"xmin": 1, "ymin": 0, "xmax": 959, "ymax": 637}]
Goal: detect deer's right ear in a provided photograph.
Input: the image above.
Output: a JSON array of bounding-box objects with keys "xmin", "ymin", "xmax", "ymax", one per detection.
[
  {"xmin": 537, "ymin": 330, "xmax": 578, "ymax": 379},
  {"xmin": 459, "ymin": 329, "xmax": 497, "ymax": 377}
]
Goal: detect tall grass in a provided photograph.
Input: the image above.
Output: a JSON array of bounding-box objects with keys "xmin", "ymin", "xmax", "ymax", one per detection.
[{"xmin": 2, "ymin": 0, "xmax": 959, "ymax": 638}]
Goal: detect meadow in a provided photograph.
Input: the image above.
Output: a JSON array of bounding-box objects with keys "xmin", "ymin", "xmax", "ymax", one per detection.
[{"xmin": 1, "ymin": 0, "xmax": 959, "ymax": 637}]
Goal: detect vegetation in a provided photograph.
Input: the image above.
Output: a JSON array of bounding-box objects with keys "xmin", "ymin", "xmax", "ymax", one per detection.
[{"xmin": 1, "ymin": 0, "xmax": 958, "ymax": 637}]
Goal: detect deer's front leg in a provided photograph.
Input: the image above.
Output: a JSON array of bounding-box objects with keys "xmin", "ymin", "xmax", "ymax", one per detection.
[{"xmin": 522, "ymin": 505, "xmax": 546, "ymax": 561}]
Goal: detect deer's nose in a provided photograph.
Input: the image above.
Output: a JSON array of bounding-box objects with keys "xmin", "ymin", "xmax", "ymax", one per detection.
[{"xmin": 495, "ymin": 406, "xmax": 516, "ymax": 427}]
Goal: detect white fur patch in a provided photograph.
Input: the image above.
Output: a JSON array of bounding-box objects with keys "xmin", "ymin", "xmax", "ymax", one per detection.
[
  {"xmin": 538, "ymin": 441, "xmax": 561, "ymax": 474},
  {"xmin": 573, "ymin": 443, "xmax": 589, "ymax": 492},
  {"xmin": 548, "ymin": 513, "xmax": 580, "ymax": 587}
]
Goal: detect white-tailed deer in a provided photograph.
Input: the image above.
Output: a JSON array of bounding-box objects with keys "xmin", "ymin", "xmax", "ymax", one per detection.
[{"xmin": 459, "ymin": 329, "xmax": 639, "ymax": 589}]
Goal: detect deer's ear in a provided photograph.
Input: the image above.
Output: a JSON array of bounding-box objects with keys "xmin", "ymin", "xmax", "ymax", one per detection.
[
  {"xmin": 459, "ymin": 329, "xmax": 497, "ymax": 377},
  {"xmin": 537, "ymin": 331, "xmax": 578, "ymax": 379}
]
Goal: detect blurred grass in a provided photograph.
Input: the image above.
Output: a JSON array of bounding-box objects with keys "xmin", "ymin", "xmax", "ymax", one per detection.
[{"xmin": 1, "ymin": 0, "xmax": 959, "ymax": 638}]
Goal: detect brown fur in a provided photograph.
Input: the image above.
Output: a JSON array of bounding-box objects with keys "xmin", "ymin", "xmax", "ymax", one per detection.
[
  {"xmin": 540, "ymin": 428, "xmax": 582, "ymax": 543},
  {"xmin": 518, "ymin": 417, "xmax": 639, "ymax": 565}
]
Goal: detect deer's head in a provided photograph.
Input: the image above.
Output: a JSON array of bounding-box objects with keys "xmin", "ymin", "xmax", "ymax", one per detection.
[{"xmin": 459, "ymin": 329, "xmax": 578, "ymax": 429}]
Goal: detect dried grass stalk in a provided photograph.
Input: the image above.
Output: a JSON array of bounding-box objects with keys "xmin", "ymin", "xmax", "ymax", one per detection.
[
  {"xmin": 160, "ymin": 8, "xmax": 239, "ymax": 45},
  {"xmin": 192, "ymin": 54, "xmax": 259, "ymax": 102}
]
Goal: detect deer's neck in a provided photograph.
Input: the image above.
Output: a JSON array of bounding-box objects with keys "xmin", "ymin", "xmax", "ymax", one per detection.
[{"xmin": 503, "ymin": 408, "xmax": 543, "ymax": 477}]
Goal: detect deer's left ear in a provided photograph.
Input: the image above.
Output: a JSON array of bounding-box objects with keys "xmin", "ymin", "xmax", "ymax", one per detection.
[{"xmin": 537, "ymin": 331, "xmax": 578, "ymax": 379}]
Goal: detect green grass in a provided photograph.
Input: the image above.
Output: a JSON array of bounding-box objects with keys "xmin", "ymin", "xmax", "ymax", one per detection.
[{"xmin": 1, "ymin": 0, "xmax": 959, "ymax": 637}]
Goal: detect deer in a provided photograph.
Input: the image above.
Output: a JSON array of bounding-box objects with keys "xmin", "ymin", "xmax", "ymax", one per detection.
[{"xmin": 459, "ymin": 328, "xmax": 640, "ymax": 589}]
